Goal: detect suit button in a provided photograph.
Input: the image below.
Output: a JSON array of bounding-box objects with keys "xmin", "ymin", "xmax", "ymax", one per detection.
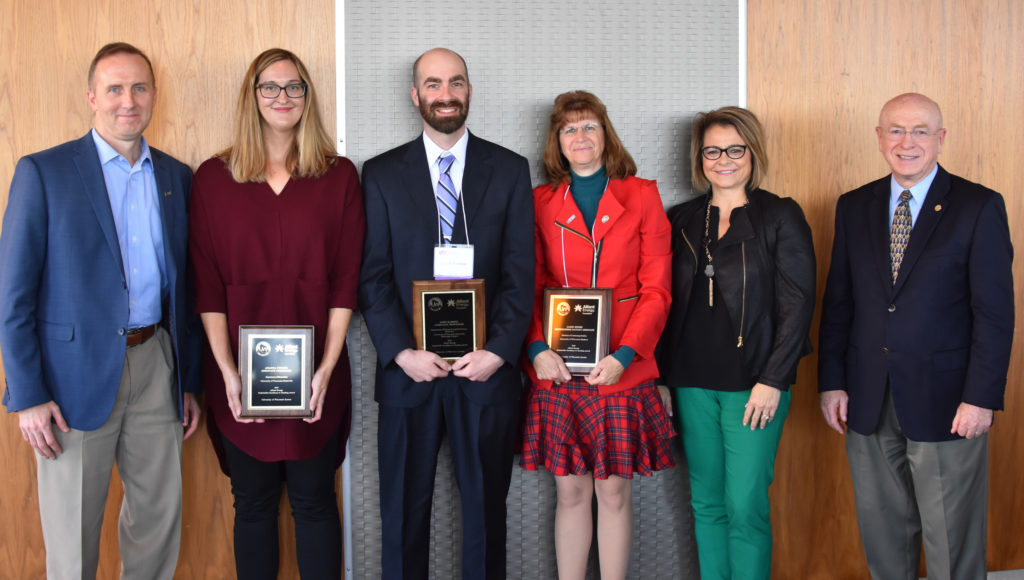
[
  {"xmin": 882, "ymin": 347, "xmax": 889, "ymax": 354},
  {"xmin": 118, "ymin": 328, "xmax": 126, "ymax": 336},
  {"xmin": 888, "ymin": 304, "xmax": 896, "ymax": 312}
]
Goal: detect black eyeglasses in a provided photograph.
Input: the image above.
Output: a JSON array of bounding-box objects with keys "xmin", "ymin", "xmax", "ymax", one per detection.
[
  {"xmin": 701, "ymin": 145, "xmax": 748, "ymax": 160},
  {"xmin": 256, "ymin": 82, "xmax": 307, "ymax": 99}
]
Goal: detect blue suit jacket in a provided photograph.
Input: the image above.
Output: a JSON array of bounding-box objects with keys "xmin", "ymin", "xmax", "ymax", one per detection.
[
  {"xmin": 358, "ymin": 132, "xmax": 534, "ymax": 407},
  {"xmin": 818, "ymin": 165, "xmax": 1014, "ymax": 441},
  {"xmin": 0, "ymin": 132, "xmax": 201, "ymax": 430}
]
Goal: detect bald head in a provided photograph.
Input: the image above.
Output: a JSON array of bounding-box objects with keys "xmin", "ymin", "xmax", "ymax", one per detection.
[
  {"xmin": 412, "ymin": 48, "xmax": 469, "ymax": 87},
  {"xmin": 879, "ymin": 93, "xmax": 943, "ymax": 129},
  {"xmin": 875, "ymin": 93, "xmax": 947, "ymax": 188}
]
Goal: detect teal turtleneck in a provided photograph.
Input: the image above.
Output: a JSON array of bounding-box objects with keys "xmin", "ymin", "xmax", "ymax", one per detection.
[{"xmin": 569, "ymin": 166, "xmax": 607, "ymax": 232}]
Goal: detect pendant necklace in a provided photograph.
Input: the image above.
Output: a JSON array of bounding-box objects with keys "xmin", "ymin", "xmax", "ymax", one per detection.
[{"xmin": 702, "ymin": 194, "xmax": 715, "ymax": 307}]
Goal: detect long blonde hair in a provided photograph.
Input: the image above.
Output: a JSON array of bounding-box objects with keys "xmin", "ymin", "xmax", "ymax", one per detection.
[{"xmin": 221, "ymin": 48, "xmax": 335, "ymax": 182}]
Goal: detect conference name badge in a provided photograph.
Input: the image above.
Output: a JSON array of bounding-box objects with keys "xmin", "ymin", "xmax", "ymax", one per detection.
[{"xmin": 433, "ymin": 244, "xmax": 474, "ymax": 280}]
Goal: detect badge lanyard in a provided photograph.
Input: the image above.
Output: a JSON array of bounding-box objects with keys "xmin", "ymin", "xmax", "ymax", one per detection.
[{"xmin": 434, "ymin": 182, "xmax": 473, "ymax": 280}]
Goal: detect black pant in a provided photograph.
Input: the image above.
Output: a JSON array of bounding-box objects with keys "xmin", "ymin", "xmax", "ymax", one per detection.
[{"xmin": 221, "ymin": 430, "xmax": 342, "ymax": 579}]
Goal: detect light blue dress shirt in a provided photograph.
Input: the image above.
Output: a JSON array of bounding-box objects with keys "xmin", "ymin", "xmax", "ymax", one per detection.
[
  {"xmin": 91, "ymin": 129, "xmax": 167, "ymax": 328},
  {"xmin": 889, "ymin": 164, "xmax": 939, "ymax": 228}
]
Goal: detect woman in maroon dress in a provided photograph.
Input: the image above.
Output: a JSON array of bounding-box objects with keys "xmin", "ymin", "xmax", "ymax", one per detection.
[{"xmin": 189, "ymin": 48, "xmax": 364, "ymax": 579}]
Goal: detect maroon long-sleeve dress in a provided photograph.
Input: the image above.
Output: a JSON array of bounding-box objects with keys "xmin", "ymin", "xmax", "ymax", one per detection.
[{"xmin": 189, "ymin": 156, "xmax": 365, "ymax": 471}]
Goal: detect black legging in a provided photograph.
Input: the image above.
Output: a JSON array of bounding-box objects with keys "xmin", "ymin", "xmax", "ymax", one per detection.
[{"xmin": 220, "ymin": 430, "xmax": 342, "ymax": 579}]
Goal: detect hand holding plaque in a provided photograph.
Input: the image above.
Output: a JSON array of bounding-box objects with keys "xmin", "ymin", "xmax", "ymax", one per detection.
[
  {"xmin": 238, "ymin": 326, "xmax": 314, "ymax": 418},
  {"xmin": 543, "ymin": 288, "xmax": 612, "ymax": 375},
  {"xmin": 412, "ymin": 279, "xmax": 486, "ymax": 361}
]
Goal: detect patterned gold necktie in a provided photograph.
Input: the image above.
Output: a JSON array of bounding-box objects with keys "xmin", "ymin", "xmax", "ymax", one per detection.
[{"xmin": 890, "ymin": 189, "xmax": 913, "ymax": 283}]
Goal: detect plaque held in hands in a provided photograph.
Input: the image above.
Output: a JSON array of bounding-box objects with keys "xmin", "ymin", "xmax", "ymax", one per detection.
[
  {"xmin": 412, "ymin": 279, "xmax": 486, "ymax": 362},
  {"xmin": 543, "ymin": 287, "xmax": 612, "ymax": 375},
  {"xmin": 238, "ymin": 325, "xmax": 314, "ymax": 418}
]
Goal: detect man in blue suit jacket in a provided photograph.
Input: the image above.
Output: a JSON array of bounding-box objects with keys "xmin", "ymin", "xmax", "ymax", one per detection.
[
  {"xmin": 819, "ymin": 93, "xmax": 1014, "ymax": 580},
  {"xmin": 0, "ymin": 43, "xmax": 200, "ymax": 579},
  {"xmin": 358, "ymin": 48, "xmax": 533, "ymax": 580}
]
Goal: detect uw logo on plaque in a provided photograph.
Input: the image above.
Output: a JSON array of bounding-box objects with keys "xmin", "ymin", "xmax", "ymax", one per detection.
[
  {"xmin": 557, "ymin": 302, "xmax": 571, "ymax": 316},
  {"xmin": 255, "ymin": 341, "xmax": 272, "ymax": 356},
  {"xmin": 428, "ymin": 297, "xmax": 444, "ymax": 312}
]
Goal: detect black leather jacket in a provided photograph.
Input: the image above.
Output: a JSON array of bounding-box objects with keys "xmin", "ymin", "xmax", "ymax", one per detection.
[{"xmin": 658, "ymin": 189, "xmax": 816, "ymax": 389}]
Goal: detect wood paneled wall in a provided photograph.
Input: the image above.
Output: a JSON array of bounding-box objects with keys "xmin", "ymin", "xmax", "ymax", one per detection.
[
  {"xmin": 747, "ymin": 0, "xmax": 1024, "ymax": 577},
  {"xmin": 2, "ymin": 1, "xmax": 1022, "ymax": 579},
  {"xmin": 0, "ymin": 1, "xmax": 336, "ymax": 578}
]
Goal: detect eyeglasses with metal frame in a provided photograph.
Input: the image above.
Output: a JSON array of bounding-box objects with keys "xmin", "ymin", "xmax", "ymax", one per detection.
[
  {"xmin": 883, "ymin": 127, "xmax": 939, "ymax": 141},
  {"xmin": 559, "ymin": 122, "xmax": 603, "ymax": 137}
]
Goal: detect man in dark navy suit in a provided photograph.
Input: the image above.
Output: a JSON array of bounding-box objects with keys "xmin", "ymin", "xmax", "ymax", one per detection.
[
  {"xmin": 0, "ymin": 43, "xmax": 201, "ymax": 579},
  {"xmin": 818, "ymin": 93, "xmax": 1013, "ymax": 580},
  {"xmin": 358, "ymin": 48, "xmax": 534, "ymax": 580}
]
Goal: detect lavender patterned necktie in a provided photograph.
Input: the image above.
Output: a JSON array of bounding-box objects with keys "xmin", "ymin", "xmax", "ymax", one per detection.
[
  {"xmin": 890, "ymin": 189, "xmax": 913, "ymax": 283},
  {"xmin": 435, "ymin": 153, "xmax": 458, "ymax": 243}
]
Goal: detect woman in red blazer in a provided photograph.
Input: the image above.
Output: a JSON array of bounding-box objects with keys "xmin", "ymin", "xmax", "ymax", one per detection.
[{"xmin": 521, "ymin": 91, "xmax": 675, "ymax": 580}]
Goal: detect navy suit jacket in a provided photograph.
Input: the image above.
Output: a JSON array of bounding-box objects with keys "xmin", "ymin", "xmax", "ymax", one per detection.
[
  {"xmin": 358, "ymin": 132, "xmax": 534, "ymax": 407},
  {"xmin": 0, "ymin": 133, "xmax": 201, "ymax": 431},
  {"xmin": 818, "ymin": 165, "xmax": 1014, "ymax": 441}
]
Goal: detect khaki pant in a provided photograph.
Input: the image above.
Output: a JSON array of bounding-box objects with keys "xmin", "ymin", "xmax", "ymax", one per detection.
[{"xmin": 36, "ymin": 328, "xmax": 183, "ymax": 580}]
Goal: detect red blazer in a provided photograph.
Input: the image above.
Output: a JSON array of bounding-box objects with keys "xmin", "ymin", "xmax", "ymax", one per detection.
[{"xmin": 526, "ymin": 176, "xmax": 672, "ymax": 395}]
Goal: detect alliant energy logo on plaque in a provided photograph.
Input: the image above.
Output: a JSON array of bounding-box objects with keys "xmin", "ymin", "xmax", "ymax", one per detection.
[
  {"xmin": 543, "ymin": 287, "xmax": 612, "ymax": 375},
  {"xmin": 238, "ymin": 326, "xmax": 314, "ymax": 418},
  {"xmin": 412, "ymin": 279, "xmax": 487, "ymax": 362}
]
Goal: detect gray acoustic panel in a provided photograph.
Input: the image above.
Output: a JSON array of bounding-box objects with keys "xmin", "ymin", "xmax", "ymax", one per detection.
[{"xmin": 345, "ymin": 1, "xmax": 738, "ymax": 577}]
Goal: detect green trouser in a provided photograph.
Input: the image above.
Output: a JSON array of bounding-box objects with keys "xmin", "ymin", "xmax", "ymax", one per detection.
[{"xmin": 673, "ymin": 387, "xmax": 791, "ymax": 580}]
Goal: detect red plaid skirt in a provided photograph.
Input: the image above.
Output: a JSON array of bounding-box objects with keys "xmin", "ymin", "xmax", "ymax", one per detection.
[{"xmin": 520, "ymin": 379, "xmax": 676, "ymax": 479}]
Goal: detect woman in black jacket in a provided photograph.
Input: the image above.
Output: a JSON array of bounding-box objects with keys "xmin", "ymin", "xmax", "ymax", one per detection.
[{"xmin": 658, "ymin": 107, "xmax": 815, "ymax": 580}]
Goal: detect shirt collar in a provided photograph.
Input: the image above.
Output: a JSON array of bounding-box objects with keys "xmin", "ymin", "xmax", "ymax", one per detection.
[
  {"xmin": 889, "ymin": 164, "xmax": 938, "ymax": 206},
  {"xmin": 422, "ymin": 129, "xmax": 469, "ymax": 167},
  {"xmin": 91, "ymin": 128, "xmax": 152, "ymax": 169}
]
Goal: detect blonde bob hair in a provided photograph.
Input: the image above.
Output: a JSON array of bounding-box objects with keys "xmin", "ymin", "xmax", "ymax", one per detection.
[
  {"xmin": 221, "ymin": 48, "xmax": 335, "ymax": 182},
  {"xmin": 690, "ymin": 106, "xmax": 768, "ymax": 193},
  {"xmin": 542, "ymin": 91, "xmax": 637, "ymax": 187}
]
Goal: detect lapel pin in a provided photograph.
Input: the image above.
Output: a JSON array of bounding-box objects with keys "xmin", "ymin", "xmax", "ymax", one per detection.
[
  {"xmin": 601, "ymin": 215, "xmax": 610, "ymax": 223},
  {"xmin": 164, "ymin": 191, "xmax": 172, "ymax": 197},
  {"xmin": 934, "ymin": 204, "xmax": 942, "ymax": 211}
]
